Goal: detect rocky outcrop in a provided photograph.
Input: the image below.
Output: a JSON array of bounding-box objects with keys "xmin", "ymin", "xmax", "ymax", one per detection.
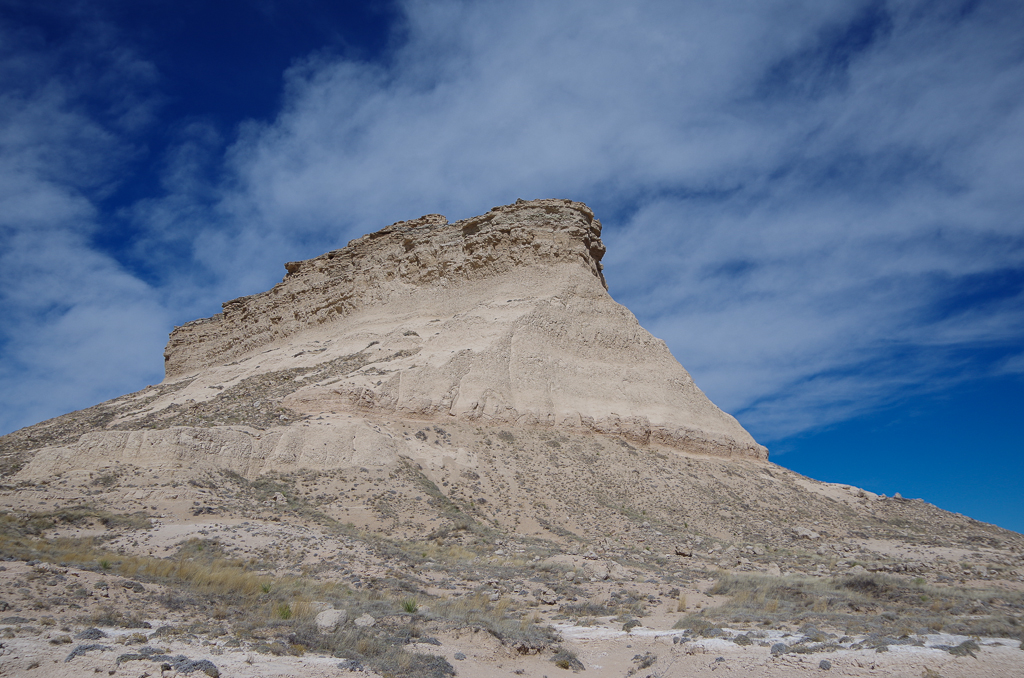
[
  {"xmin": 6, "ymin": 198, "xmax": 766, "ymax": 476},
  {"xmin": 164, "ymin": 199, "xmax": 606, "ymax": 378},
  {"xmin": 156, "ymin": 198, "xmax": 766, "ymax": 461}
]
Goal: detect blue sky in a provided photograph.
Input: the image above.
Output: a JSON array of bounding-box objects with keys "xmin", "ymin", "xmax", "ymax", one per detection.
[{"xmin": 1, "ymin": 1, "xmax": 1022, "ymax": 531}]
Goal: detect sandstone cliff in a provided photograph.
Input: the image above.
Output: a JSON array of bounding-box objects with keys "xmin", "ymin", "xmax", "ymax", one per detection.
[
  {"xmin": 164, "ymin": 200, "xmax": 606, "ymax": 377},
  {"xmin": 160, "ymin": 198, "xmax": 766, "ymax": 461}
]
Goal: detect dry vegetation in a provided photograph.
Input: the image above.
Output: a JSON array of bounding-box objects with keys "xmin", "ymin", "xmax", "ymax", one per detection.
[
  {"xmin": 0, "ymin": 504, "xmax": 564, "ymax": 677},
  {"xmin": 694, "ymin": 572, "xmax": 1024, "ymax": 640},
  {"xmin": 2, "ymin": 418, "xmax": 1023, "ymax": 675}
]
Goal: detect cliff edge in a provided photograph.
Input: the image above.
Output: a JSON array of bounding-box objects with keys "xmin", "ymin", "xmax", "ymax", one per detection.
[{"xmin": 161, "ymin": 198, "xmax": 766, "ymax": 460}]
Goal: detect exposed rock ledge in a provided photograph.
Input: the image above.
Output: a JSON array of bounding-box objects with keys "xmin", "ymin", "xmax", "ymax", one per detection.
[
  {"xmin": 164, "ymin": 199, "xmax": 606, "ymax": 378},
  {"xmin": 154, "ymin": 198, "xmax": 766, "ymax": 461}
]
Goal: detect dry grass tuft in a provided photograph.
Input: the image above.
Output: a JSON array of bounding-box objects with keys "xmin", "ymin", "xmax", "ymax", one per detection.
[{"xmin": 703, "ymin": 572, "xmax": 1024, "ymax": 638}]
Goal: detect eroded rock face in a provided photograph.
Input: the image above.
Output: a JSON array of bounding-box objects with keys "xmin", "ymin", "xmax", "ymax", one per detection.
[
  {"xmin": 164, "ymin": 199, "xmax": 606, "ymax": 378},
  {"xmin": 157, "ymin": 199, "xmax": 765, "ymax": 462},
  {"xmin": 4, "ymin": 199, "xmax": 765, "ymax": 479}
]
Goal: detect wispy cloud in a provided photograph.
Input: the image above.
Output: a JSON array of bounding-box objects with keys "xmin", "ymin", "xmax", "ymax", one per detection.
[
  {"xmin": 0, "ymin": 14, "xmax": 168, "ymax": 433},
  {"xmin": 2, "ymin": 0, "xmax": 1022, "ymax": 444}
]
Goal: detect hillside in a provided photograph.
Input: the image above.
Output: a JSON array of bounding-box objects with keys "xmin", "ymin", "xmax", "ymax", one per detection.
[{"xmin": 0, "ymin": 200, "xmax": 1021, "ymax": 677}]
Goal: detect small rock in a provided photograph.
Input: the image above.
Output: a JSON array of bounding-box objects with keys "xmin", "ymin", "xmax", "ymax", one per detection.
[
  {"xmin": 564, "ymin": 570, "xmax": 576, "ymax": 582},
  {"xmin": 583, "ymin": 561, "xmax": 609, "ymax": 581},
  {"xmin": 819, "ymin": 659, "xmax": 832, "ymax": 670},
  {"xmin": 315, "ymin": 609, "xmax": 347, "ymax": 633},
  {"xmin": 767, "ymin": 563, "xmax": 782, "ymax": 577},
  {"xmin": 674, "ymin": 545, "xmax": 693, "ymax": 557},
  {"xmin": 795, "ymin": 527, "xmax": 820, "ymax": 540},
  {"xmin": 354, "ymin": 613, "xmax": 375, "ymax": 628},
  {"xmin": 453, "ymin": 652, "xmax": 466, "ymax": 660},
  {"xmin": 770, "ymin": 642, "xmax": 788, "ymax": 656}
]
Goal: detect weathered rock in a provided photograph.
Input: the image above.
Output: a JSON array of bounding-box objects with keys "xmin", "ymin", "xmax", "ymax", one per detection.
[
  {"xmin": 584, "ymin": 562, "xmax": 610, "ymax": 581},
  {"xmin": 315, "ymin": 609, "xmax": 347, "ymax": 633},
  {"xmin": 795, "ymin": 527, "xmax": 820, "ymax": 540},
  {"xmin": 9, "ymin": 199, "xmax": 768, "ymax": 483},
  {"xmin": 161, "ymin": 199, "xmax": 766, "ymax": 461},
  {"xmin": 608, "ymin": 562, "xmax": 629, "ymax": 581},
  {"xmin": 354, "ymin": 613, "xmax": 375, "ymax": 628}
]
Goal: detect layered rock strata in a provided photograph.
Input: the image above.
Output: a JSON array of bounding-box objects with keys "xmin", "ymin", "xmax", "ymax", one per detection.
[
  {"xmin": 165, "ymin": 200, "xmax": 606, "ymax": 377},
  {"xmin": 162, "ymin": 198, "xmax": 765, "ymax": 461}
]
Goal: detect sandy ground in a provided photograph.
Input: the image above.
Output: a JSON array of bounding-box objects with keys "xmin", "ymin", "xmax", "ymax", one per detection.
[{"xmin": 3, "ymin": 611, "xmax": 1023, "ymax": 677}]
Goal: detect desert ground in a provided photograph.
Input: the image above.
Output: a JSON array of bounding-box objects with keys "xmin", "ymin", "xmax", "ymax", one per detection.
[{"xmin": 1, "ymin": 419, "xmax": 1023, "ymax": 677}]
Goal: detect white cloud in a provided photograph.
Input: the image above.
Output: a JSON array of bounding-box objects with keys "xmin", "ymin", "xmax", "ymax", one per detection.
[
  {"xmin": 0, "ymin": 20, "xmax": 168, "ymax": 435},
  {"xmin": 2, "ymin": 0, "xmax": 1022, "ymax": 445},
  {"xmin": 199, "ymin": 0, "xmax": 1023, "ymax": 441}
]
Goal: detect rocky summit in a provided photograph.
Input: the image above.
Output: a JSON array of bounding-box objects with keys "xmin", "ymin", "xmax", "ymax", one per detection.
[{"xmin": 1, "ymin": 200, "xmax": 1022, "ymax": 678}]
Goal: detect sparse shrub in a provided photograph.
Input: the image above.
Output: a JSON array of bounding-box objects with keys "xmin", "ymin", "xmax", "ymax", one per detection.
[
  {"xmin": 839, "ymin": 573, "xmax": 893, "ymax": 596},
  {"xmin": 560, "ymin": 601, "xmax": 615, "ymax": 618},
  {"xmin": 674, "ymin": 614, "xmax": 712, "ymax": 632},
  {"xmin": 402, "ymin": 598, "xmax": 418, "ymax": 613},
  {"xmin": 947, "ymin": 639, "xmax": 979, "ymax": 657},
  {"xmin": 92, "ymin": 473, "xmax": 119, "ymax": 488},
  {"xmin": 551, "ymin": 647, "xmax": 584, "ymax": 671}
]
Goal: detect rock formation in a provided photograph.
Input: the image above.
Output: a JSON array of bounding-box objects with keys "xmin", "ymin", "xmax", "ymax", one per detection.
[
  {"xmin": 168, "ymin": 198, "xmax": 763, "ymax": 457},
  {"xmin": 2, "ymin": 201, "xmax": 1022, "ymax": 678},
  {"xmin": 4, "ymin": 198, "xmax": 765, "ymax": 481}
]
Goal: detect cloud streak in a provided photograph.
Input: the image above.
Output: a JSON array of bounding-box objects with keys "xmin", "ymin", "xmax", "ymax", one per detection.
[
  {"xmin": 0, "ymin": 18, "xmax": 168, "ymax": 433},
  {"xmin": 2, "ymin": 0, "xmax": 1022, "ymax": 447}
]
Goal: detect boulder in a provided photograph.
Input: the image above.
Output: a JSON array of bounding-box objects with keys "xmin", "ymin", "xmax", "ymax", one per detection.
[
  {"xmin": 315, "ymin": 609, "xmax": 347, "ymax": 633},
  {"xmin": 584, "ymin": 561, "xmax": 610, "ymax": 581},
  {"xmin": 608, "ymin": 562, "xmax": 629, "ymax": 581}
]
